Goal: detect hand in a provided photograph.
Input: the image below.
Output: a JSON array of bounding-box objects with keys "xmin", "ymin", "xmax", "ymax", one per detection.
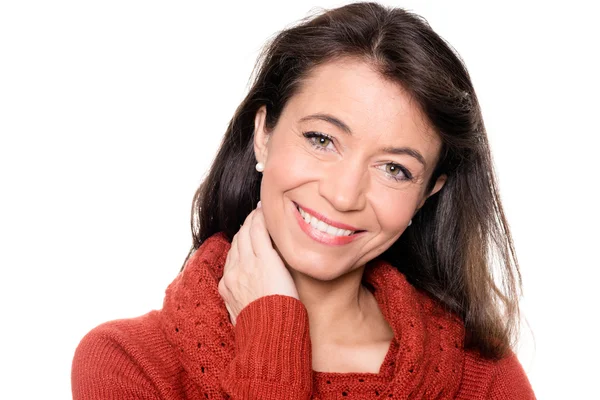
[{"xmin": 218, "ymin": 202, "xmax": 299, "ymax": 326}]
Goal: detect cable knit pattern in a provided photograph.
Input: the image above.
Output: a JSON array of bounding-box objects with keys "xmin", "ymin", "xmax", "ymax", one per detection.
[{"xmin": 72, "ymin": 232, "xmax": 536, "ymax": 399}]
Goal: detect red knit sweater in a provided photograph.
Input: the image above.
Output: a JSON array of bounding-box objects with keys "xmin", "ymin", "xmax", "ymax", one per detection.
[{"xmin": 72, "ymin": 232, "xmax": 536, "ymax": 399}]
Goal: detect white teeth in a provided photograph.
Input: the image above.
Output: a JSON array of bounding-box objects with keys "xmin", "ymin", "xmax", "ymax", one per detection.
[
  {"xmin": 302, "ymin": 212, "xmax": 311, "ymax": 225},
  {"xmin": 325, "ymin": 224, "xmax": 338, "ymax": 236},
  {"xmin": 309, "ymin": 216, "xmax": 319, "ymax": 229},
  {"xmin": 297, "ymin": 206, "xmax": 355, "ymax": 237},
  {"xmin": 316, "ymin": 220, "xmax": 327, "ymax": 231}
]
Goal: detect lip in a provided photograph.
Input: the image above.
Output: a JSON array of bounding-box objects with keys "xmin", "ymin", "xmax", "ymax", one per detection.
[
  {"xmin": 292, "ymin": 201, "xmax": 366, "ymax": 246},
  {"xmin": 293, "ymin": 202, "xmax": 362, "ymax": 231}
]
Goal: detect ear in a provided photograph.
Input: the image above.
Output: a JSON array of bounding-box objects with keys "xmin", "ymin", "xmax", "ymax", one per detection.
[
  {"xmin": 253, "ymin": 105, "xmax": 270, "ymax": 165},
  {"xmin": 417, "ymin": 174, "xmax": 447, "ymax": 209}
]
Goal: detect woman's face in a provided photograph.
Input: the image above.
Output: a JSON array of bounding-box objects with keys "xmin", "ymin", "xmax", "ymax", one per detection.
[{"xmin": 254, "ymin": 58, "xmax": 446, "ymax": 281}]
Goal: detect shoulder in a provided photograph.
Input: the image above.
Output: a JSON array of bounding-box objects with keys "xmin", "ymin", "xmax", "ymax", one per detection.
[
  {"xmin": 72, "ymin": 311, "xmax": 178, "ymax": 399},
  {"xmin": 459, "ymin": 348, "xmax": 536, "ymax": 399},
  {"xmin": 486, "ymin": 350, "xmax": 536, "ymax": 399},
  {"xmin": 412, "ymin": 292, "xmax": 536, "ymax": 399},
  {"xmin": 73, "ymin": 311, "xmax": 171, "ymax": 364}
]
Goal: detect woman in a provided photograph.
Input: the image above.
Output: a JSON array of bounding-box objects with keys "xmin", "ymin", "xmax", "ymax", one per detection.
[{"xmin": 72, "ymin": 2, "xmax": 536, "ymax": 399}]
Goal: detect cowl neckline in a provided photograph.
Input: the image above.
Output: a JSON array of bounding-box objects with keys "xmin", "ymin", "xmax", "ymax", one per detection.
[{"xmin": 161, "ymin": 232, "xmax": 466, "ymax": 399}]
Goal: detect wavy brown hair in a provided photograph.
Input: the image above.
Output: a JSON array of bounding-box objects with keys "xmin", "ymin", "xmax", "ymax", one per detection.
[{"xmin": 181, "ymin": 2, "xmax": 524, "ymax": 360}]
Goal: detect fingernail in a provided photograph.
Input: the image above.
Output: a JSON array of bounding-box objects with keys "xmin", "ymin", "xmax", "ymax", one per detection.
[{"xmin": 257, "ymin": 201, "xmax": 262, "ymax": 208}]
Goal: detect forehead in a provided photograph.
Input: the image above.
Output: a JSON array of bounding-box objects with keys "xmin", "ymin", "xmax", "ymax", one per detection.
[{"xmin": 284, "ymin": 58, "xmax": 441, "ymax": 161}]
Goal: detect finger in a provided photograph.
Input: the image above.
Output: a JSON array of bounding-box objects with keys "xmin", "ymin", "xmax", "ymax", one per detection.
[
  {"xmin": 218, "ymin": 277, "xmax": 227, "ymax": 298},
  {"xmin": 231, "ymin": 231, "xmax": 239, "ymax": 256},
  {"xmin": 239, "ymin": 208, "xmax": 255, "ymax": 232},
  {"xmin": 249, "ymin": 207, "xmax": 275, "ymax": 258},
  {"xmin": 225, "ymin": 303, "xmax": 234, "ymax": 324},
  {"xmin": 224, "ymin": 296, "xmax": 237, "ymax": 326},
  {"xmin": 224, "ymin": 234, "xmax": 240, "ymax": 274},
  {"xmin": 219, "ymin": 274, "xmax": 238, "ymax": 306},
  {"xmin": 238, "ymin": 209, "xmax": 257, "ymax": 258},
  {"xmin": 218, "ymin": 277, "xmax": 233, "ymax": 302}
]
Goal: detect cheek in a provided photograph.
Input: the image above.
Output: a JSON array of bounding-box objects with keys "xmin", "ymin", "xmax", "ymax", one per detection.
[
  {"xmin": 261, "ymin": 143, "xmax": 316, "ymax": 194},
  {"xmin": 357, "ymin": 192, "xmax": 419, "ymax": 262},
  {"xmin": 258, "ymin": 147, "xmax": 309, "ymax": 229},
  {"xmin": 371, "ymin": 191, "xmax": 420, "ymax": 232}
]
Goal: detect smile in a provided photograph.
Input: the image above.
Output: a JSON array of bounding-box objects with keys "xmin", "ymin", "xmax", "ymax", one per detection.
[
  {"xmin": 293, "ymin": 202, "xmax": 366, "ymax": 246},
  {"xmin": 298, "ymin": 207, "xmax": 355, "ymax": 236}
]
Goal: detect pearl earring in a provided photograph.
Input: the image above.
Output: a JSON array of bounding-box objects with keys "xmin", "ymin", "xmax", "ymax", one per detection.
[
  {"xmin": 408, "ymin": 219, "xmax": 412, "ymax": 227},
  {"xmin": 255, "ymin": 162, "xmax": 264, "ymax": 172}
]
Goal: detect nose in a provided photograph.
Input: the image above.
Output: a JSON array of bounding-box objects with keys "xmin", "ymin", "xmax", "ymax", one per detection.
[{"xmin": 318, "ymin": 158, "xmax": 368, "ymax": 212}]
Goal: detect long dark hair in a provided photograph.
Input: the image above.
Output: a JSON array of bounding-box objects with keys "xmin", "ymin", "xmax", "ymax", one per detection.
[{"xmin": 182, "ymin": 2, "xmax": 523, "ymax": 360}]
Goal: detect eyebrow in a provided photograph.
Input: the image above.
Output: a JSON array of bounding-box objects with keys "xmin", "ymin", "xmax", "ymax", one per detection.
[{"xmin": 298, "ymin": 113, "xmax": 427, "ymax": 168}]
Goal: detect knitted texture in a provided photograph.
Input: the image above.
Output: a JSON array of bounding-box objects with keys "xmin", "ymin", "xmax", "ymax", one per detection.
[{"xmin": 72, "ymin": 232, "xmax": 536, "ymax": 399}]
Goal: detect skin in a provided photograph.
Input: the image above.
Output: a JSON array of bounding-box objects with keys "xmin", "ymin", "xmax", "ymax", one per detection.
[{"xmin": 219, "ymin": 58, "xmax": 447, "ymax": 373}]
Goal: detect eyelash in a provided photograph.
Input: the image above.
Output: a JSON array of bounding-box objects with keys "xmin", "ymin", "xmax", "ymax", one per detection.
[{"xmin": 302, "ymin": 131, "xmax": 413, "ymax": 182}]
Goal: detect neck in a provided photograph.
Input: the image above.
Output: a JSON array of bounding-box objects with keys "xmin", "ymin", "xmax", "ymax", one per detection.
[{"xmin": 287, "ymin": 264, "xmax": 374, "ymax": 346}]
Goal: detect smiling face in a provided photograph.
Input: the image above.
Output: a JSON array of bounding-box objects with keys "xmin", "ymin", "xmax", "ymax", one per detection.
[{"xmin": 253, "ymin": 58, "xmax": 446, "ymax": 281}]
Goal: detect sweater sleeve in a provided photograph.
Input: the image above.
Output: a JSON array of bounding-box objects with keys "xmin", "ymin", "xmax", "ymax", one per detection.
[
  {"xmin": 487, "ymin": 350, "xmax": 536, "ymax": 399},
  {"xmin": 71, "ymin": 324, "xmax": 162, "ymax": 400},
  {"xmin": 219, "ymin": 294, "xmax": 313, "ymax": 399}
]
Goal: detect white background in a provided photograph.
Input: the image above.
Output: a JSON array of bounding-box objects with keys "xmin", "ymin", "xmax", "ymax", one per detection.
[{"xmin": 1, "ymin": 1, "xmax": 598, "ymax": 398}]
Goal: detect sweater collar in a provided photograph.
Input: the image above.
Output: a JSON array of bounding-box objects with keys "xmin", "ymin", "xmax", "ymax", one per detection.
[{"xmin": 161, "ymin": 232, "xmax": 465, "ymax": 398}]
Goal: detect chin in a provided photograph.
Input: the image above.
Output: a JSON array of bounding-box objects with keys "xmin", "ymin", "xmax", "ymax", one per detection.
[
  {"xmin": 273, "ymin": 242, "xmax": 356, "ymax": 282},
  {"xmin": 290, "ymin": 264, "xmax": 349, "ymax": 282}
]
